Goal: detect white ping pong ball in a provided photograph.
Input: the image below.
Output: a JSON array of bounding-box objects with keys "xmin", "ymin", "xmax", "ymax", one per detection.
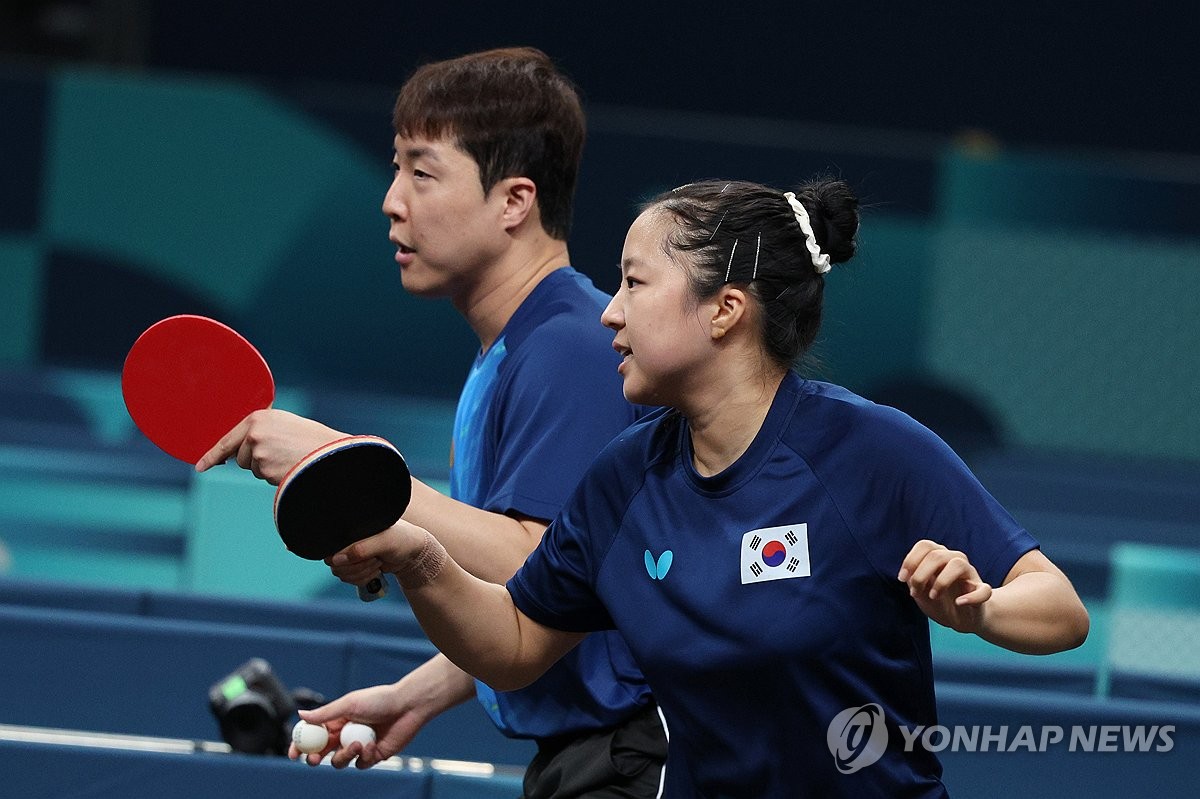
[
  {"xmin": 292, "ymin": 720, "xmax": 329, "ymax": 754},
  {"xmin": 340, "ymin": 722, "xmax": 376, "ymax": 749}
]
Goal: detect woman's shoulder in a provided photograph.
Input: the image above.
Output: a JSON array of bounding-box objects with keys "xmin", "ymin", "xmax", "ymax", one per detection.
[
  {"xmin": 594, "ymin": 406, "xmax": 680, "ymax": 469},
  {"xmin": 792, "ymin": 379, "xmax": 961, "ymax": 464}
]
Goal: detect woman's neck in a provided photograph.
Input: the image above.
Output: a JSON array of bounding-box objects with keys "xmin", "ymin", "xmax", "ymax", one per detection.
[{"xmin": 685, "ymin": 369, "xmax": 786, "ymax": 477}]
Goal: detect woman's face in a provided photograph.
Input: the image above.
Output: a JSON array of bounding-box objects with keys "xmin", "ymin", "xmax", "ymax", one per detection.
[{"xmin": 602, "ymin": 209, "xmax": 718, "ymax": 407}]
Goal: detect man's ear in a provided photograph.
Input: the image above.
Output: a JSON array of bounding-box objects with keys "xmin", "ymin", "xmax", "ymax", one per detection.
[
  {"xmin": 498, "ymin": 176, "xmax": 538, "ymax": 231},
  {"xmin": 709, "ymin": 285, "xmax": 748, "ymax": 341}
]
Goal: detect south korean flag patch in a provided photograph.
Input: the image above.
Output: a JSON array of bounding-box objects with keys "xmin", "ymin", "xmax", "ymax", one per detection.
[{"xmin": 740, "ymin": 524, "xmax": 811, "ymax": 584}]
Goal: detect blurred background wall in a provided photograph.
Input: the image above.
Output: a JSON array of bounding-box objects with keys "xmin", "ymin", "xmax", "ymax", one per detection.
[{"xmin": 3, "ymin": 0, "xmax": 1196, "ymax": 460}]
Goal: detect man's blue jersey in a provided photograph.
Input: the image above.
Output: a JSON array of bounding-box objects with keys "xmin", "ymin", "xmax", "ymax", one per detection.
[
  {"xmin": 510, "ymin": 372, "xmax": 1038, "ymax": 795},
  {"xmin": 450, "ymin": 266, "xmax": 651, "ymax": 738}
]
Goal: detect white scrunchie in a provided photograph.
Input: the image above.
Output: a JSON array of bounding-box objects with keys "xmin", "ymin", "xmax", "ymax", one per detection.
[{"xmin": 783, "ymin": 191, "xmax": 832, "ymax": 274}]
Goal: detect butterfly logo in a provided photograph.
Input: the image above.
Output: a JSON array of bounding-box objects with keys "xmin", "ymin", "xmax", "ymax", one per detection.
[{"xmin": 644, "ymin": 549, "xmax": 673, "ymax": 580}]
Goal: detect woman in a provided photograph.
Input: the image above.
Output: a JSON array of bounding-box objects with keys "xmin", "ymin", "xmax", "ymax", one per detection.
[{"xmin": 317, "ymin": 177, "xmax": 1090, "ymax": 797}]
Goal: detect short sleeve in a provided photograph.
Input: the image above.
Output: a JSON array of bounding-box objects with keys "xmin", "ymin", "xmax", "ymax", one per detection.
[
  {"xmin": 507, "ymin": 418, "xmax": 659, "ymax": 633},
  {"xmin": 833, "ymin": 408, "xmax": 1039, "ymax": 587},
  {"xmin": 508, "ymin": 471, "xmax": 620, "ymax": 633}
]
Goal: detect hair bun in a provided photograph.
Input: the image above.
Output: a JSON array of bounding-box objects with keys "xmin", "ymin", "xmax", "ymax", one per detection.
[{"xmin": 799, "ymin": 178, "xmax": 859, "ymax": 265}]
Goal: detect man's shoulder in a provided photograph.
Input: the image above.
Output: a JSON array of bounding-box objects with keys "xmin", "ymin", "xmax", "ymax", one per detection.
[
  {"xmin": 506, "ymin": 269, "xmax": 615, "ymax": 362},
  {"xmin": 511, "ymin": 267, "xmax": 610, "ymax": 330}
]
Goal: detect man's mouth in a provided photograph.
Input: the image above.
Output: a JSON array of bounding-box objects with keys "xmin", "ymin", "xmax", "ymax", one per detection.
[
  {"xmin": 392, "ymin": 239, "xmax": 417, "ymax": 265},
  {"xmin": 390, "ymin": 235, "xmax": 416, "ymax": 254}
]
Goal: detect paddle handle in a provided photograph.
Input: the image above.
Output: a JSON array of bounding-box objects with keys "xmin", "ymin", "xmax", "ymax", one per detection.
[{"xmin": 357, "ymin": 575, "xmax": 388, "ymax": 602}]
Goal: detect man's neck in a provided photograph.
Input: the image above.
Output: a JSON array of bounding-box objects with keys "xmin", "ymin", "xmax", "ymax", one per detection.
[{"xmin": 454, "ymin": 239, "xmax": 571, "ymax": 351}]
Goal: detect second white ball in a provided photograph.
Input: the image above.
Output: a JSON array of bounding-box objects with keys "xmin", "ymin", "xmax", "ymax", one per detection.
[{"xmin": 340, "ymin": 722, "xmax": 376, "ymax": 748}]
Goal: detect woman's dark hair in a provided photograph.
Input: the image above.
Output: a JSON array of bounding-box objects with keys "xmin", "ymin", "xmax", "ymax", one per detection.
[
  {"xmin": 643, "ymin": 178, "xmax": 860, "ymax": 369},
  {"xmin": 393, "ymin": 47, "xmax": 585, "ymax": 240}
]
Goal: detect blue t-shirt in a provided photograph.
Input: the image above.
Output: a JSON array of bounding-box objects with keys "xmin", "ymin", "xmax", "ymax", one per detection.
[
  {"xmin": 510, "ymin": 372, "xmax": 1039, "ymax": 796},
  {"xmin": 450, "ymin": 266, "xmax": 650, "ymax": 739}
]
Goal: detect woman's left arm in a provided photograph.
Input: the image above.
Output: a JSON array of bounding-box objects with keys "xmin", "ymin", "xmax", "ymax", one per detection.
[{"xmin": 899, "ymin": 541, "xmax": 1090, "ymax": 655}]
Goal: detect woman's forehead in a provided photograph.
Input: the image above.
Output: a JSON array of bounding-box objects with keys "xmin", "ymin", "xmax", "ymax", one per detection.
[{"xmin": 624, "ymin": 210, "xmax": 679, "ymax": 263}]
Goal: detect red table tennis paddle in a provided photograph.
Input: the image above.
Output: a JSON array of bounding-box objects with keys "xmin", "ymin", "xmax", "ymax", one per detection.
[
  {"xmin": 123, "ymin": 316, "xmax": 407, "ymax": 602},
  {"xmin": 122, "ymin": 315, "xmax": 275, "ymax": 464},
  {"xmin": 274, "ymin": 436, "xmax": 412, "ymax": 602}
]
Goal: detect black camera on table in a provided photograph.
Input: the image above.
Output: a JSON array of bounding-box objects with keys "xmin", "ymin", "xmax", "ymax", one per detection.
[{"xmin": 208, "ymin": 658, "xmax": 323, "ymax": 755}]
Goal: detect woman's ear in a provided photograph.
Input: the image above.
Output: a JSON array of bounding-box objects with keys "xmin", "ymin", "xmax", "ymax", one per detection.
[{"xmin": 710, "ymin": 285, "xmax": 748, "ymax": 341}]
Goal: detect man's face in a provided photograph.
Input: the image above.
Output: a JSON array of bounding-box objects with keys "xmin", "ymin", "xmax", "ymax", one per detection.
[{"xmin": 383, "ymin": 134, "xmax": 508, "ymax": 300}]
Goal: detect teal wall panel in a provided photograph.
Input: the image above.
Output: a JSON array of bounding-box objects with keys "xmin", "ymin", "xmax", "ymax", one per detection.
[
  {"xmin": 43, "ymin": 68, "xmax": 356, "ymax": 313},
  {"xmin": 0, "ymin": 237, "xmax": 44, "ymax": 363},
  {"xmin": 819, "ymin": 216, "xmax": 933, "ymax": 392},
  {"xmin": 936, "ymin": 145, "xmax": 1200, "ymax": 237},
  {"xmin": 924, "ymin": 224, "xmax": 1200, "ymax": 460}
]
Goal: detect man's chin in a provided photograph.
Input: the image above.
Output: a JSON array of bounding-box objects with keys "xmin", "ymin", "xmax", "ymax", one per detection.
[{"xmin": 398, "ymin": 271, "xmax": 449, "ymax": 299}]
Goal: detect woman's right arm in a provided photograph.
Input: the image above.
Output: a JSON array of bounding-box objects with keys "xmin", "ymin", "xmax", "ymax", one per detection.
[{"xmin": 331, "ymin": 519, "xmax": 586, "ymax": 691}]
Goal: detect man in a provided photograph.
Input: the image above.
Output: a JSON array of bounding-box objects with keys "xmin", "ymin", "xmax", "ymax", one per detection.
[{"xmin": 198, "ymin": 48, "xmax": 666, "ymax": 798}]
